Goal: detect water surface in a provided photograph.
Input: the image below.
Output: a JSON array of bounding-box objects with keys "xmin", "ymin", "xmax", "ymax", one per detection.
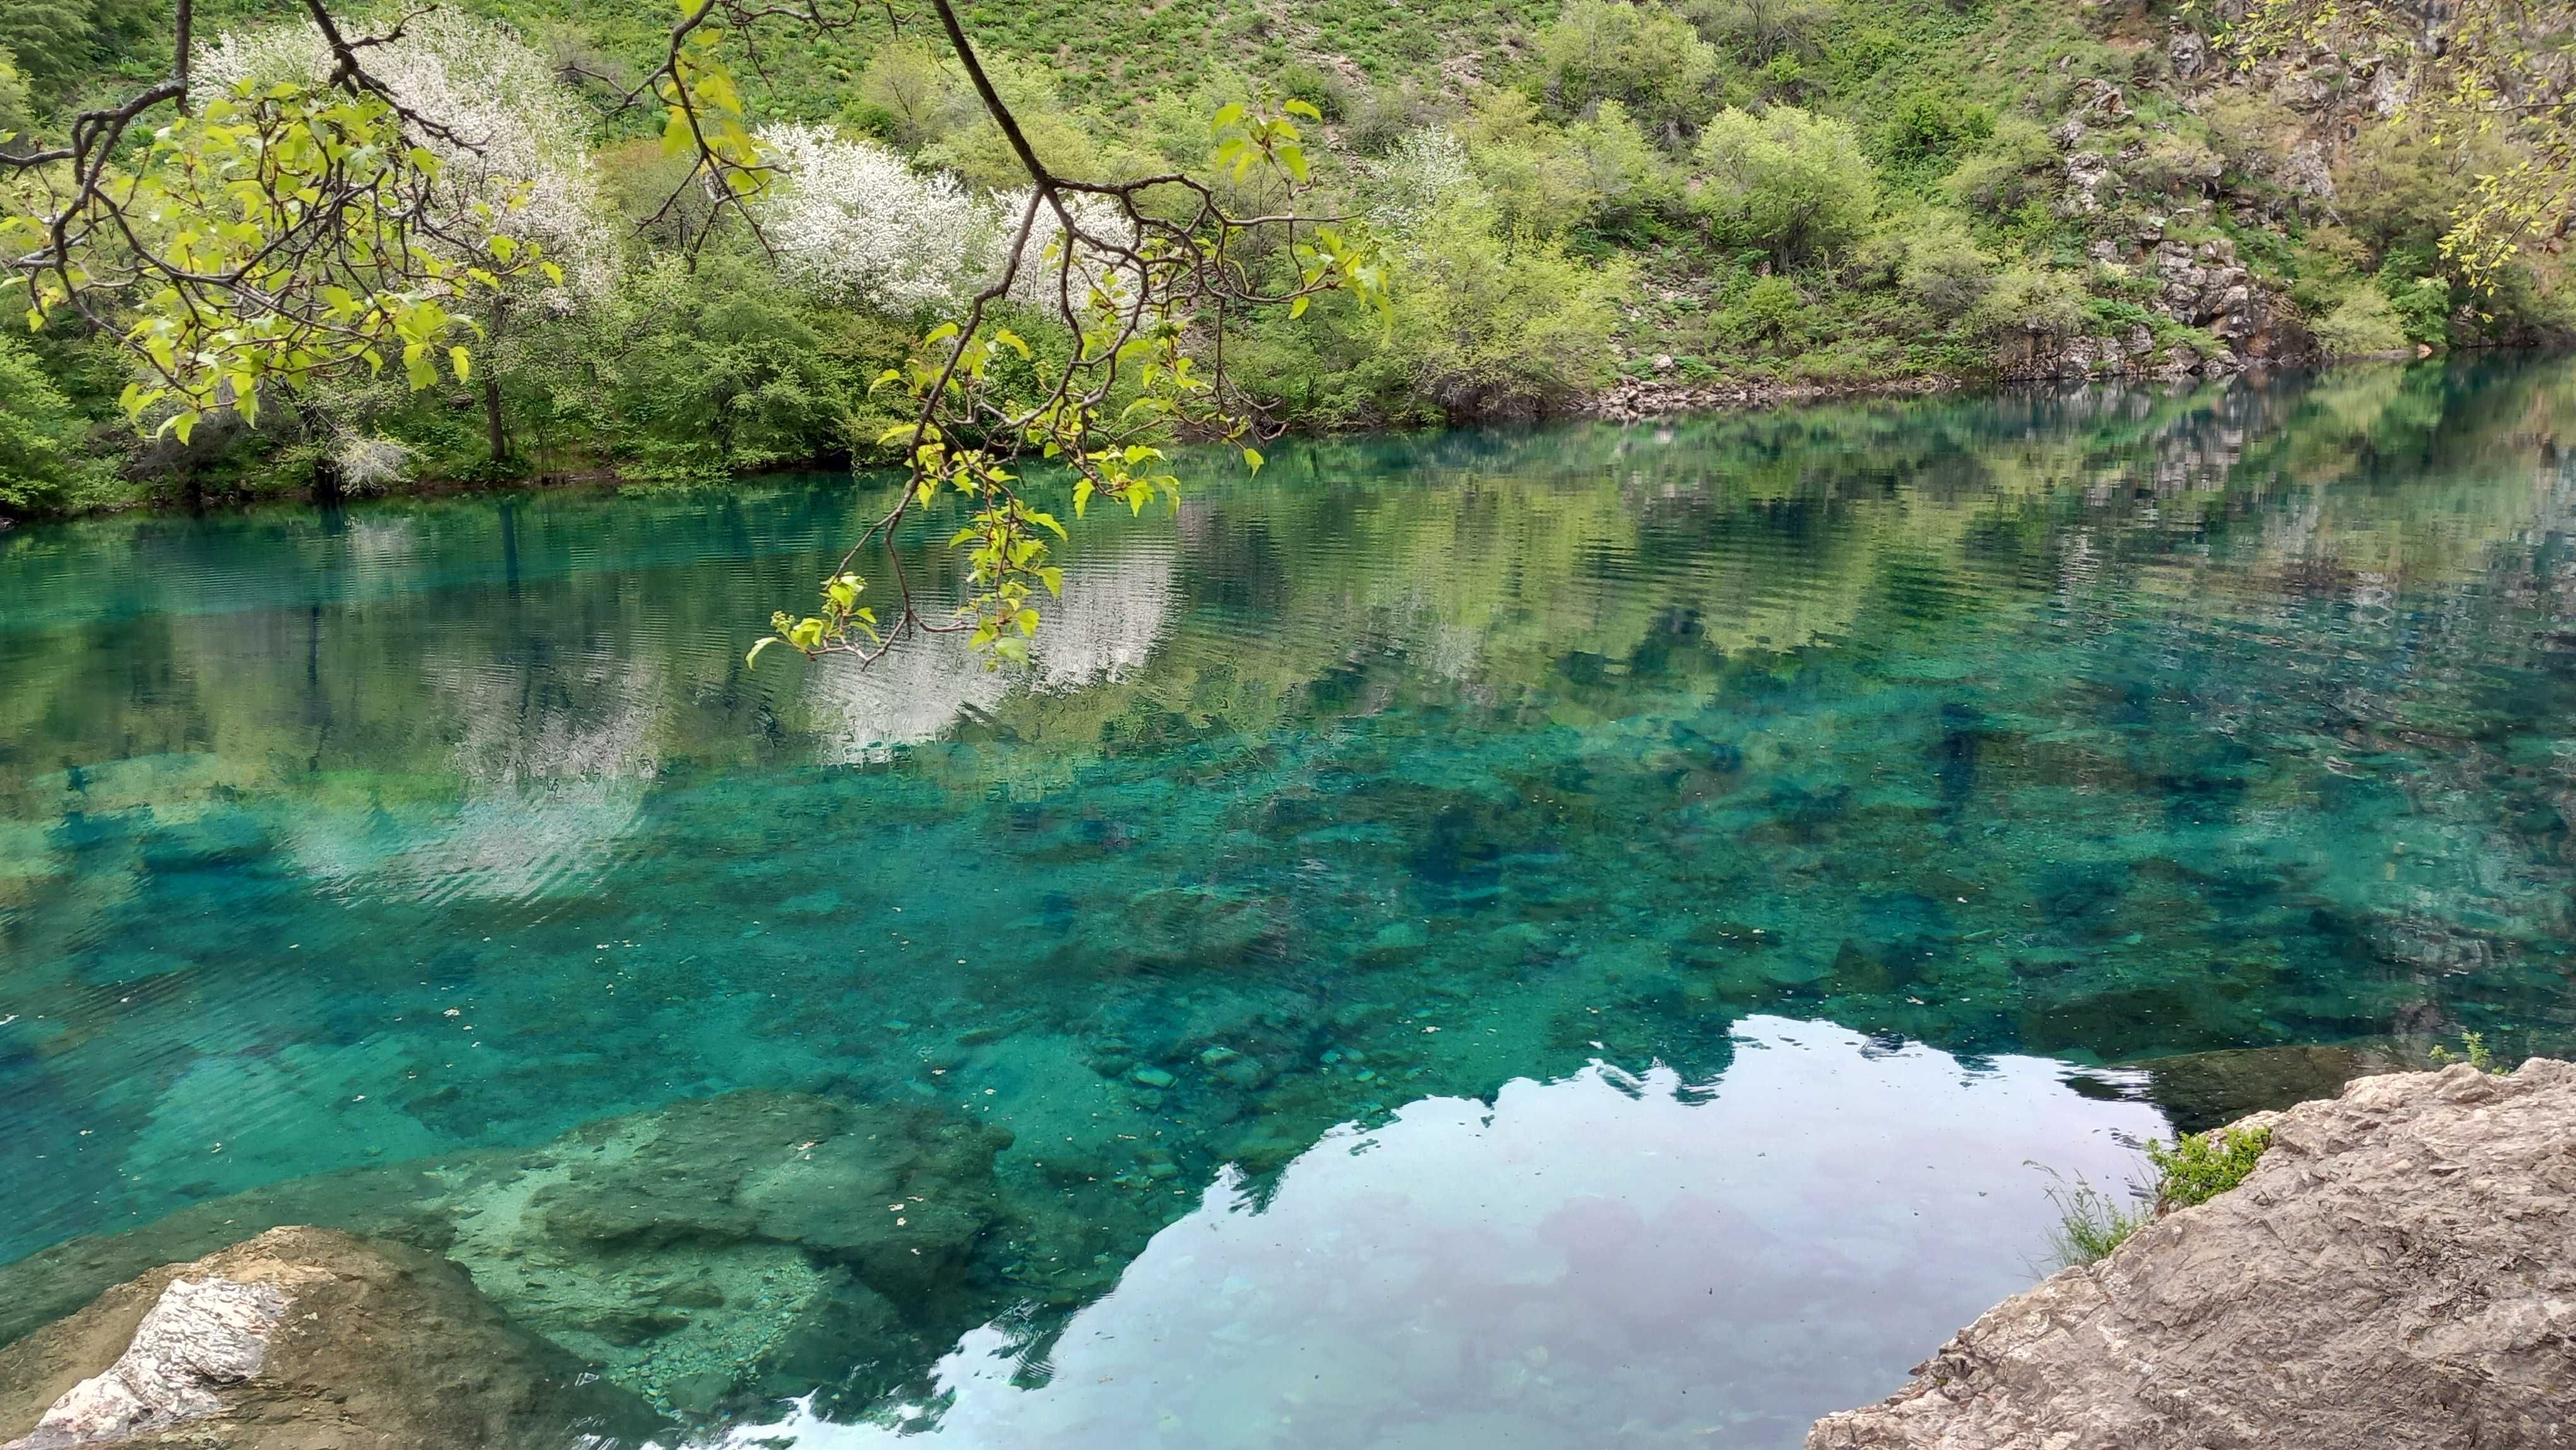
[{"xmin": 4, "ymin": 359, "xmax": 2574, "ymax": 1444}]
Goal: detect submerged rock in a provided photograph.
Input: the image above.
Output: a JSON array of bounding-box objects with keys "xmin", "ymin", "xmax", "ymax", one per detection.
[
  {"xmin": 2118, "ymin": 1042, "xmax": 2407, "ymax": 1133},
  {"xmin": 0, "ymin": 1090, "xmax": 1015, "ymax": 1421},
  {"xmin": 442, "ymin": 1090, "xmax": 1010, "ymax": 1411},
  {"xmin": 0, "ymin": 1225, "xmax": 659, "ymax": 1450},
  {"xmin": 1808, "ymin": 1060, "xmax": 2576, "ymax": 1449}
]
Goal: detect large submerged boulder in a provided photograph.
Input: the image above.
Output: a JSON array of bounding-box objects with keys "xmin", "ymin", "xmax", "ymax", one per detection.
[
  {"xmin": 439, "ymin": 1090, "xmax": 1011, "ymax": 1413},
  {"xmin": 1809, "ymin": 1059, "xmax": 2576, "ymax": 1449},
  {"xmin": 0, "ymin": 1225, "xmax": 659, "ymax": 1450}
]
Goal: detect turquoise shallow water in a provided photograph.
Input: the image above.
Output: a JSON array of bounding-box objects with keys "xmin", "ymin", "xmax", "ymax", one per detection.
[{"xmin": 4, "ymin": 359, "xmax": 2576, "ymax": 1444}]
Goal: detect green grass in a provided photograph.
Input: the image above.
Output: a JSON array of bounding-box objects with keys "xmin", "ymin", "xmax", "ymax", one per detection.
[{"xmin": 2041, "ymin": 1122, "xmax": 2276, "ymax": 1268}]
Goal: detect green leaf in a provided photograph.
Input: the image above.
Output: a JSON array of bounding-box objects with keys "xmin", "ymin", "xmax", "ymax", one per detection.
[
  {"xmin": 450, "ymin": 346, "xmax": 472, "ymax": 383},
  {"xmin": 1282, "ymin": 99, "xmax": 1323, "ymax": 121},
  {"xmin": 746, "ymin": 637, "xmax": 778, "ymax": 669},
  {"xmin": 1243, "ymin": 446, "xmax": 1265, "ymax": 475}
]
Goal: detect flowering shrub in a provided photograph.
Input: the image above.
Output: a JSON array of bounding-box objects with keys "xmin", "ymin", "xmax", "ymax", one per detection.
[
  {"xmin": 753, "ymin": 124, "xmax": 992, "ymax": 310},
  {"xmin": 194, "ymin": 13, "xmax": 616, "ymax": 308}
]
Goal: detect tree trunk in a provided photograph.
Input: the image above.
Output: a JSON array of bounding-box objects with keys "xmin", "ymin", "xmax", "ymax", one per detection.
[{"xmin": 482, "ymin": 300, "xmax": 510, "ymax": 466}]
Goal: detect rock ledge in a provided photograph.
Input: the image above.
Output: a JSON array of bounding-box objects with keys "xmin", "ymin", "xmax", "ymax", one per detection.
[{"xmin": 1809, "ymin": 1059, "xmax": 2576, "ymax": 1450}]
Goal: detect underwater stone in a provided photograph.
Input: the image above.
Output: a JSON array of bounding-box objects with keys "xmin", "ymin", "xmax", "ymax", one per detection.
[
  {"xmin": 1128, "ymin": 1066, "xmax": 1177, "ymax": 1090},
  {"xmin": 1119, "ymin": 886, "xmax": 1279, "ymax": 966},
  {"xmin": 440, "ymin": 1090, "xmax": 1009, "ymax": 1407}
]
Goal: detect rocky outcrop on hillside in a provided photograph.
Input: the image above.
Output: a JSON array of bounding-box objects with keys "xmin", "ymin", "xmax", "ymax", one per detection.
[
  {"xmin": 1806, "ymin": 1059, "xmax": 2576, "ymax": 1450},
  {"xmin": 1587, "ymin": 369, "xmax": 1955, "ymax": 422},
  {"xmin": 0, "ymin": 1226, "xmax": 660, "ymax": 1450}
]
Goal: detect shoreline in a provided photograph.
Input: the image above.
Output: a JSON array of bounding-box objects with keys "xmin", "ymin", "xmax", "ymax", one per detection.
[{"xmin": 1, "ymin": 350, "xmax": 2532, "ymax": 532}]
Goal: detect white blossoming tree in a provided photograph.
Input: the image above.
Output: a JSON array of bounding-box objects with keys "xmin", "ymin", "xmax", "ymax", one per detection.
[
  {"xmin": 4, "ymin": 0, "xmax": 1379, "ymax": 662},
  {"xmin": 752, "ymin": 124, "xmax": 989, "ymax": 310},
  {"xmin": 193, "ymin": 11, "xmax": 615, "ymax": 465}
]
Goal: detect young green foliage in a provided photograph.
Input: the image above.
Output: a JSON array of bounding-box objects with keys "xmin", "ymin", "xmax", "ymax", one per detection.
[
  {"xmin": 2145, "ymin": 1124, "xmax": 2272, "ymax": 1211},
  {"xmin": 753, "ymin": 75, "xmax": 1385, "ymax": 672}
]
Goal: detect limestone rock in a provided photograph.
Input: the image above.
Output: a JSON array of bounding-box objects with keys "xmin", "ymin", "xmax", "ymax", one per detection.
[
  {"xmin": 8, "ymin": 1279, "xmax": 287, "ymax": 1449},
  {"xmin": 2168, "ymin": 30, "xmax": 2208, "ymax": 81},
  {"xmin": 1807, "ymin": 1060, "xmax": 2576, "ymax": 1450},
  {"xmin": 0, "ymin": 1226, "xmax": 659, "ymax": 1450}
]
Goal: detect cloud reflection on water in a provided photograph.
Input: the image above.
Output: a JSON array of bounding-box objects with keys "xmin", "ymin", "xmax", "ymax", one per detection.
[{"xmin": 720, "ymin": 1017, "xmax": 2161, "ymax": 1450}]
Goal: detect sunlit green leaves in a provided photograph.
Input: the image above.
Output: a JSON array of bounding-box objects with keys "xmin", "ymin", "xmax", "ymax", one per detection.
[
  {"xmin": 755, "ymin": 89, "xmax": 1381, "ymax": 670},
  {"xmin": 4, "ymin": 77, "xmax": 562, "ymax": 440}
]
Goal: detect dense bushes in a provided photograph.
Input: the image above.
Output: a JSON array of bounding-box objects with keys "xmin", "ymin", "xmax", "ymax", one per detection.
[
  {"xmin": 1690, "ymin": 105, "xmax": 1877, "ymax": 265},
  {"xmin": 0, "ymin": 333, "xmax": 109, "ymax": 518},
  {"xmin": 1391, "ymin": 194, "xmax": 1633, "ymax": 415},
  {"xmin": 1530, "ymin": 0, "xmax": 1718, "ymax": 138},
  {"xmin": 3, "ymin": 0, "xmax": 2568, "ymax": 517}
]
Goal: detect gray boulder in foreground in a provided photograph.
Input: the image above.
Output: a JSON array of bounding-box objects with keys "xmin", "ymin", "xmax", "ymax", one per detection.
[
  {"xmin": 0, "ymin": 1225, "xmax": 659, "ymax": 1450},
  {"xmin": 1810, "ymin": 1059, "xmax": 2576, "ymax": 1449}
]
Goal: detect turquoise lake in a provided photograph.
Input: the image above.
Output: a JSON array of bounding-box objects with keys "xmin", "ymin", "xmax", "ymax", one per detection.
[{"xmin": 4, "ymin": 359, "xmax": 2574, "ymax": 1446}]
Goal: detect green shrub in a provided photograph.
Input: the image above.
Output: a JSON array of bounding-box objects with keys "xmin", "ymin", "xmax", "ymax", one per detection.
[
  {"xmin": 1881, "ymin": 93, "xmax": 1993, "ymax": 169},
  {"xmin": 549, "ymin": 252, "xmax": 898, "ymax": 478},
  {"xmin": 1732, "ymin": 273, "xmax": 1807, "ymax": 345},
  {"xmin": 2429, "ymin": 1030, "xmax": 2512, "ymax": 1074},
  {"xmin": 1384, "ymin": 191, "xmax": 1633, "ymax": 418},
  {"xmin": 0, "ymin": 332, "xmax": 110, "ymax": 518},
  {"xmin": 2146, "ymin": 1124, "xmax": 2272, "ymax": 1209},
  {"xmin": 1945, "ymin": 116, "xmax": 2057, "ymax": 217},
  {"xmin": 1892, "ymin": 210, "xmax": 1995, "ymax": 320},
  {"xmin": 2311, "ymin": 286, "xmax": 2409, "ymax": 356},
  {"xmin": 1969, "ymin": 261, "xmax": 2089, "ymax": 339},
  {"xmin": 0, "ymin": 47, "xmax": 31, "ymax": 134},
  {"xmin": 1690, "ymin": 105, "xmax": 1879, "ymax": 265},
  {"xmin": 2041, "ymin": 1169, "xmax": 2149, "ymax": 1269},
  {"xmin": 1276, "ymin": 60, "xmax": 1349, "ymax": 120},
  {"xmin": 1683, "ymin": 0, "xmax": 1833, "ymax": 67},
  {"xmin": 2382, "ymin": 270, "xmax": 2454, "ymax": 347},
  {"xmin": 1529, "ymin": 0, "xmax": 1720, "ymax": 136}
]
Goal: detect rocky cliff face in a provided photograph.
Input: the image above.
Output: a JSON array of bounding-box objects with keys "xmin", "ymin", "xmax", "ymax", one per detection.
[{"xmin": 1806, "ymin": 1059, "xmax": 2576, "ymax": 1450}]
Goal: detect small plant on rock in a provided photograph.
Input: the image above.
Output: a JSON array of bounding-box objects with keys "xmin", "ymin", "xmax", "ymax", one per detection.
[
  {"xmin": 2037, "ymin": 1166, "xmax": 2150, "ymax": 1268},
  {"xmin": 2429, "ymin": 1030, "xmax": 2508, "ymax": 1075},
  {"xmin": 2145, "ymin": 1123, "xmax": 2272, "ymax": 1211}
]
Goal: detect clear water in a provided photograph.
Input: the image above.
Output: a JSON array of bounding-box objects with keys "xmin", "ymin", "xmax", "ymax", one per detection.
[{"xmin": 4, "ymin": 359, "xmax": 2575, "ymax": 1446}]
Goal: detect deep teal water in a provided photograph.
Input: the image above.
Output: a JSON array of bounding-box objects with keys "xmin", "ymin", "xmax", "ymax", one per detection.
[{"xmin": 4, "ymin": 359, "xmax": 2575, "ymax": 1445}]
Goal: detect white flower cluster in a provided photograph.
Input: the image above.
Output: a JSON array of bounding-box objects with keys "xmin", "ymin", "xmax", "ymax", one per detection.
[
  {"xmin": 329, "ymin": 433, "xmax": 414, "ymax": 488},
  {"xmin": 990, "ymin": 186, "xmax": 1142, "ymax": 316},
  {"xmin": 195, "ymin": 13, "xmax": 616, "ymax": 309},
  {"xmin": 750, "ymin": 124, "xmax": 992, "ymax": 310},
  {"xmin": 1363, "ymin": 128, "xmax": 1474, "ymax": 237},
  {"xmin": 753, "ymin": 126, "xmax": 1145, "ymax": 318}
]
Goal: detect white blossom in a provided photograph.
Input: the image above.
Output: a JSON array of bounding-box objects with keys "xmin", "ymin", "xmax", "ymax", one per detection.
[
  {"xmin": 195, "ymin": 13, "xmax": 616, "ymax": 309},
  {"xmin": 753, "ymin": 125, "xmax": 1145, "ymax": 316},
  {"xmin": 753, "ymin": 124, "xmax": 994, "ymax": 309},
  {"xmin": 330, "ymin": 433, "xmax": 414, "ymax": 488},
  {"xmin": 989, "ymin": 186, "xmax": 1142, "ymax": 315},
  {"xmin": 1362, "ymin": 128, "xmax": 1474, "ymax": 237}
]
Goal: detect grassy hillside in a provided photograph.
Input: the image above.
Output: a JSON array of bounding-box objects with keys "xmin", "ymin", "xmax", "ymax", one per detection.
[{"xmin": 2, "ymin": 0, "xmax": 2568, "ymax": 518}]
